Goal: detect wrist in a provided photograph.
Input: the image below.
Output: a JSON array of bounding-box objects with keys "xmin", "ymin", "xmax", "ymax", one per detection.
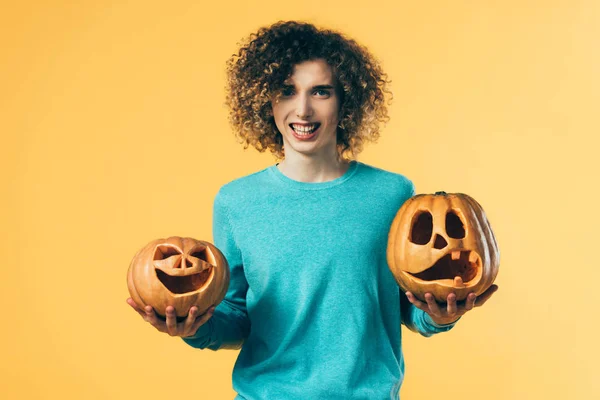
[{"xmin": 428, "ymin": 314, "xmax": 461, "ymax": 326}]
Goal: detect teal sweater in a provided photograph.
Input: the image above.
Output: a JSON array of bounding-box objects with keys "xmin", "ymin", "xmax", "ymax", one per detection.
[{"xmin": 183, "ymin": 161, "xmax": 457, "ymax": 399}]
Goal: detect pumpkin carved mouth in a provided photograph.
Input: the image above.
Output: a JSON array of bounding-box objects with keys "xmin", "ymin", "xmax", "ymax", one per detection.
[
  {"xmin": 408, "ymin": 250, "xmax": 481, "ymax": 287},
  {"xmin": 156, "ymin": 268, "xmax": 213, "ymax": 294}
]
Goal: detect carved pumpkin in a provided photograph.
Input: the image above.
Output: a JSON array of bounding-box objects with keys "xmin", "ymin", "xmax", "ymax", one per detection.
[
  {"xmin": 127, "ymin": 236, "xmax": 230, "ymax": 320},
  {"xmin": 387, "ymin": 192, "xmax": 499, "ymax": 303}
]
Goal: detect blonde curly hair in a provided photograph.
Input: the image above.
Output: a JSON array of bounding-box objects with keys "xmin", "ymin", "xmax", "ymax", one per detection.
[{"xmin": 225, "ymin": 20, "xmax": 392, "ymax": 160}]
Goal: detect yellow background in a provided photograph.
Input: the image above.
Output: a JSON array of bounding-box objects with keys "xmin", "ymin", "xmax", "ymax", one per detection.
[{"xmin": 2, "ymin": 0, "xmax": 598, "ymax": 399}]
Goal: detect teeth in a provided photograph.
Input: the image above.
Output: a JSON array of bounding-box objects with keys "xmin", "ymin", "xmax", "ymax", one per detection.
[
  {"xmin": 291, "ymin": 123, "xmax": 317, "ymax": 133},
  {"xmin": 451, "ymin": 251, "xmax": 461, "ymax": 260},
  {"xmin": 469, "ymin": 251, "xmax": 478, "ymax": 263},
  {"xmin": 454, "ymin": 276, "xmax": 465, "ymax": 287}
]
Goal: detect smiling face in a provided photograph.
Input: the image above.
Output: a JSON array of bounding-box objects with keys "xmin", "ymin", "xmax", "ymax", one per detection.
[
  {"xmin": 387, "ymin": 192, "xmax": 500, "ymax": 302},
  {"xmin": 127, "ymin": 237, "xmax": 230, "ymax": 318},
  {"xmin": 271, "ymin": 58, "xmax": 342, "ymax": 161}
]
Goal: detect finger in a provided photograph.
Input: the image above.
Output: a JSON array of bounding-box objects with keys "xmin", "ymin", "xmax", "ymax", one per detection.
[
  {"xmin": 187, "ymin": 306, "xmax": 216, "ymax": 337},
  {"xmin": 446, "ymin": 293, "xmax": 457, "ymax": 315},
  {"xmin": 126, "ymin": 298, "xmax": 148, "ymax": 318},
  {"xmin": 405, "ymin": 292, "xmax": 428, "ymax": 312},
  {"xmin": 143, "ymin": 305, "xmax": 164, "ymax": 329},
  {"xmin": 425, "ymin": 293, "xmax": 442, "ymax": 317},
  {"xmin": 165, "ymin": 306, "xmax": 178, "ymax": 336},
  {"xmin": 475, "ymin": 284, "xmax": 498, "ymax": 307},
  {"xmin": 182, "ymin": 306, "xmax": 199, "ymax": 334},
  {"xmin": 464, "ymin": 293, "xmax": 477, "ymax": 311}
]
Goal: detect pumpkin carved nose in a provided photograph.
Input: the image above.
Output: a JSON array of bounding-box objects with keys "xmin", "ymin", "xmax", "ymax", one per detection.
[
  {"xmin": 182, "ymin": 257, "xmax": 194, "ymax": 269},
  {"xmin": 433, "ymin": 234, "xmax": 448, "ymax": 249}
]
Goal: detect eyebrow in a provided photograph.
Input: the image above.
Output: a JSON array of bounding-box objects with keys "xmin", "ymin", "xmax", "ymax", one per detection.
[{"xmin": 281, "ymin": 84, "xmax": 335, "ymax": 90}]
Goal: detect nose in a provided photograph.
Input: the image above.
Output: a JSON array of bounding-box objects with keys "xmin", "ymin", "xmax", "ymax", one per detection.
[
  {"xmin": 295, "ymin": 93, "xmax": 313, "ymax": 119},
  {"xmin": 433, "ymin": 234, "xmax": 448, "ymax": 249}
]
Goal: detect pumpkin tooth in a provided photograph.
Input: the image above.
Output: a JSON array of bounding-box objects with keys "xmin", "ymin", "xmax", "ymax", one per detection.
[
  {"xmin": 451, "ymin": 251, "xmax": 461, "ymax": 260},
  {"xmin": 453, "ymin": 276, "xmax": 465, "ymax": 287},
  {"xmin": 469, "ymin": 251, "xmax": 478, "ymax": 263}
]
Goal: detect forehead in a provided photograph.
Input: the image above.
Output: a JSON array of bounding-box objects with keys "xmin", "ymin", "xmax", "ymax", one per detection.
[{"xmin": 284, "ymin": 59, "xmax": 335, "ymax": 86}]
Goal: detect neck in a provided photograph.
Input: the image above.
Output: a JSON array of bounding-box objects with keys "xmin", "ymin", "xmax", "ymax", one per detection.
[{"xmin": 277, "ymin": 152, "xmax": 351, "ymax": 183}]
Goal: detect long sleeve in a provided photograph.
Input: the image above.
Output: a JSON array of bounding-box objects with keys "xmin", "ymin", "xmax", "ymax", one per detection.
[
  {"xmin": 399, "ymin": 290, "xmax": 459, "ymax": 337},
  {"xmin": 182, "ymin": 190, "xmax": 251, "ymax": 350}
]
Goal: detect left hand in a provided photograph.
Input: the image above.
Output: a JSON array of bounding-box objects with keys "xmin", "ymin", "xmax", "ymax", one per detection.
[{"xmin": 405, "ymin": 284, "xmax": 499, "ymax": 325}]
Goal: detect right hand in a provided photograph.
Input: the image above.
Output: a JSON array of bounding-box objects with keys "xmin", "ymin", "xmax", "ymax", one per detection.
[{"xmin": 126, "ymin": 297, "xmax": 215, "ymax": 338}]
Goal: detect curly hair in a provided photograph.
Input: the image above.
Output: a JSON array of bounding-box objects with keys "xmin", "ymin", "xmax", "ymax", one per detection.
[{"xmin": 225, "ymin": 20, "xmax": 392, "ymax": 160}]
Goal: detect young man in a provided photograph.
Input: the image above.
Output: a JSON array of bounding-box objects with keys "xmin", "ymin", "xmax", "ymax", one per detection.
[{"xmin": 127, "ymin": 21, "xmax": 497, "ymax": 399}]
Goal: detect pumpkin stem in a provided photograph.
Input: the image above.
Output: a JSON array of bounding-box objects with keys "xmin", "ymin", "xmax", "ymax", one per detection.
[{"xmin": 435, "ymin": 191, "xmax": 447, "ymax": 195}]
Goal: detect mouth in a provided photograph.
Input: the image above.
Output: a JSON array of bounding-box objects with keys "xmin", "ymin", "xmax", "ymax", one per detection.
[
  {"xmin": 289, "ymin": 122, "xmax": 321, "ymax": 140},
  {"xmin": 155, "ymin": 267, "xmax": 213, "ymax": 294},
  {"xmin": 407, "ymin": 250, "xmax": 481, "ymax": 288}
]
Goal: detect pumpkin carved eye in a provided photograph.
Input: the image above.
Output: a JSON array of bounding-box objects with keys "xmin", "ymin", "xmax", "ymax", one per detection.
[
  {"xmin": 410, "ymin": 211, "xmax": 433, "ymax": 245},
  {"xmin": 191, "ymin": 249, "xmax": 207, "ymax": 260},
  {"xmin": 154, "ymin": 245, "xmax": 181, "ymax": 260},
  {"xmin": 446, "ymin": 210, "xmax": 465, "ymax": 239}
]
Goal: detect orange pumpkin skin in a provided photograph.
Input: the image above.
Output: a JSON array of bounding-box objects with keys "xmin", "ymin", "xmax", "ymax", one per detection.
[
  {"xmin": 127, "ymin": 237, "xmax": 230, "ymax": 318},
  {"xmin": 387, "ymin": 192, "xmax": 499, "ymax": 303}
]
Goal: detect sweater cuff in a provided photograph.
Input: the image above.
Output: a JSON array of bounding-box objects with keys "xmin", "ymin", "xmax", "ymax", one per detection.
[
  {"xmin": 181, "ymin": 319, "xmax": 212, "ymax": 343},
  {"xmin": 424, "ymin": 313, "xmax": 461, "ymax": 330}
]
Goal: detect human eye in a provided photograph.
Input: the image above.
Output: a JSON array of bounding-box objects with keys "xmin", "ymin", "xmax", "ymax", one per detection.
[
  {"xmin": 280, "ymin": 86, "xmax": 295, "ymax": 97},
  {"xmin": 314, "ymin": 89, "xmax": 331, "ymax": 98}
]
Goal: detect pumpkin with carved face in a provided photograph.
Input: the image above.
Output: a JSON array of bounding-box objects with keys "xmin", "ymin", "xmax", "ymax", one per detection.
[
  {"xmin": 387, "ymin": 192, "xmax": 499, "ymax": 303},
  {"xmin": 127, "ymin": 236, "xmax": 229, "ymax": 319}
]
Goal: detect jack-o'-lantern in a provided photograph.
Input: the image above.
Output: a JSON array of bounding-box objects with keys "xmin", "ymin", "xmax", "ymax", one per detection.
[
  {"xmin": 127, "ymin": 236, "xmax": 229, "ymax": 320},
  {"xmin": 387, "ymin": 192, "xmax": 499, "ymax": 303}
]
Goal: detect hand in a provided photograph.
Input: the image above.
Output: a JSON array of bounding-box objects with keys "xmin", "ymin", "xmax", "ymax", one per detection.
[
  {"xmin": 405, "ymin": 284, "xmax": 498, "ymax": 325},
  {"xmin": 126, "ymin": 298, "xmax": 215, "ymax": 338}
]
